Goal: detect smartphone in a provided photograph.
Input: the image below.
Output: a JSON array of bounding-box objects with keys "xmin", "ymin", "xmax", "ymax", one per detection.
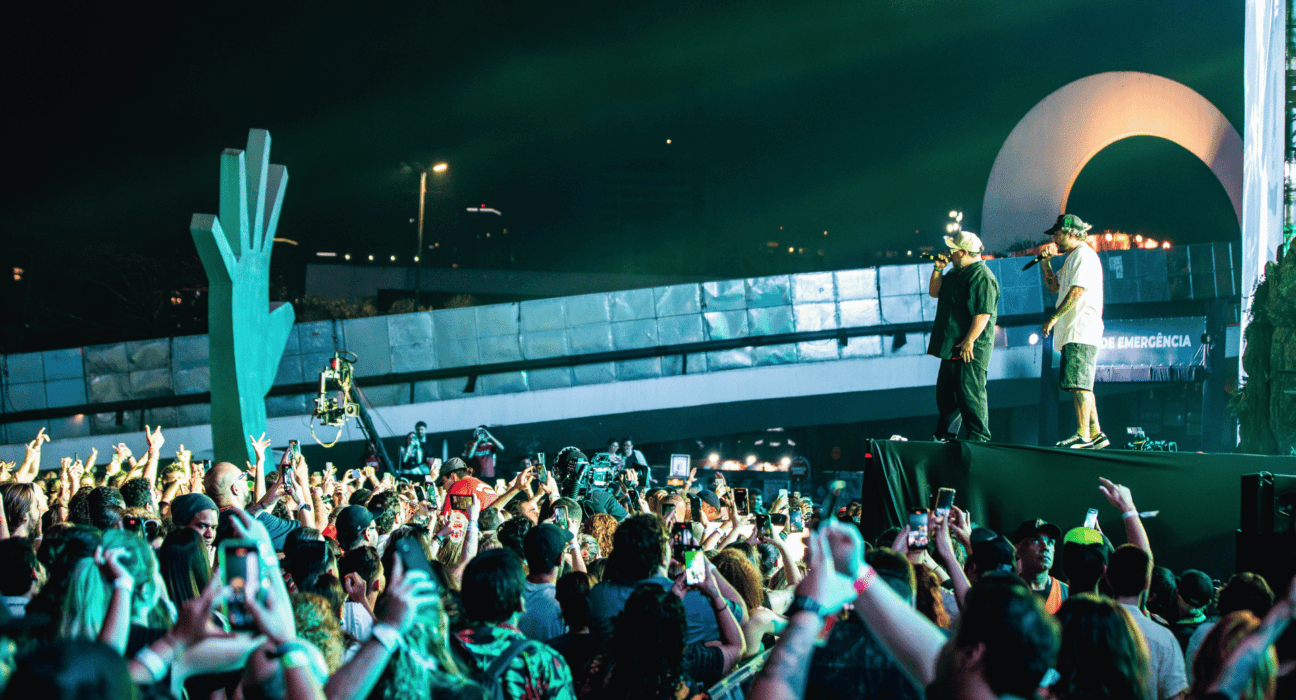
[
  {"xmin": 219, "ymin": 539, "xmax": 262, "ymax": 632},
  {"xmin": 661, "ymin": 502, "xmax": 676, "ymax": 521},
  {"xmin": 554, "ymin": 506, "xmax": 569, "ymax": 530},
  {"xmin": 907, "ymin": 509, "xmax": 930, "ymax": 550},
  {"xmin": 671, "ymin": 522, "xmax": 694, "ymax": 562},
  {"xmin": 816, "ymin": 480, "xmax": 848, "ymax": 529},
  {"xmin": 683, "ymin": 548, "xmax": 706, "ymax": 586},
  {"xmin": 756, "ymin": 514, "xmax": 773, "ymax": 540},
  {"xmin": 414, "ymin": 485, "xmax": 429, "ymax": 503},
  {"xmin": 350, "ymin": 469, "xmax": 363, "ymax": 481},
  {"xmin": 392, "ymin": 534, "xmax": 436, "ymax": 579},
  {"xmin": 789, "ymin": 506, "xmax": 804, "ymax": 533},
  {"xmin": 935, "ymin": 488, "xmax": 956, "ymax": 520},
  {"xmin": 778, "ymin": 488, "xmax": 788, "ymax": 506},
  {"xmin": 536, "ymin": 464, "xmax": 548, "ymax": 486},
  {"xmin": 1084, "ymin": 508, "xmax": 1099, "ymax": 530},
  {"xmin": 451, "ymin": 494, "xmax": 474, "ymax": 511},
  {"xmin": 770, "ymin": 513, "xmax": 788, "ymax": 526},
  {"xmin": 734, "ymin": 488, "xmax": 749, "ymax": 516},
  {"xmin": 689, "ymin": 496, "xmax": 701, "ymax": 523}
]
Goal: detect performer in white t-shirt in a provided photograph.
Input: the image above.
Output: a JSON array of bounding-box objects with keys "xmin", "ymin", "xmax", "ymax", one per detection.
[{"xmin": 1039, "ymin": 214, "xmax": 1109, "ymax": 449}]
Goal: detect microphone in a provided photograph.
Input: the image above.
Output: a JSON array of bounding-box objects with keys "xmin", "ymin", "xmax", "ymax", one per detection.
[
  {"xmin": 1021, "ymin": 253, "xmax": 1047, "ymax": 271},
  {"xmin": 918, "ymin": 252, "xmax": 943, "ymax": 262}
]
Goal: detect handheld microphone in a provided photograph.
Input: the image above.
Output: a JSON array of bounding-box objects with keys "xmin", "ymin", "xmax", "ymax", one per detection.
[{"xmin": 1021, "ymin": 253, "xmax": 1047, "ymax": 271}]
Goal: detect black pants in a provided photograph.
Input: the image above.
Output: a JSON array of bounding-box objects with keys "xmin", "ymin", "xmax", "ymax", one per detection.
[{"xmin": 934, "ymin": 359, "xmax": 990, "ymax": 442}]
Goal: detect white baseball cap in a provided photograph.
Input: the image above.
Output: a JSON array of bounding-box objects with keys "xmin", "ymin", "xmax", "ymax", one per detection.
[{"xmin": 944, "ymin": 230, "xmax": 984, "ymax": 254}]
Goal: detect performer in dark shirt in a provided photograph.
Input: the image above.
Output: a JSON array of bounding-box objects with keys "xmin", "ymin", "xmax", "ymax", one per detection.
[{"xmin": 927, "ymin": 230, "xmax": 1000, "ymax": 442}]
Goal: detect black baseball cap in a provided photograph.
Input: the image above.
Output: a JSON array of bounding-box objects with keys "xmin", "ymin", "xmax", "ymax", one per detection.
[
  {"xmin": 1177, "ymin": 569, "xmax": 1215, "ymax": 609},
  {"xmin": 1010, "ymin": 519, "xmax": 1063, "ymax": 546},
  {"xmin": 970, "ymin": 536, "xmax": 1017, "ymax": 574},
  {"xmin": 335, "ymin": 506, "xmax": 375, "ymax": 546},
  {"xmin": 523, "ymin": 524, "xmax": 568, "ymax": 572}
]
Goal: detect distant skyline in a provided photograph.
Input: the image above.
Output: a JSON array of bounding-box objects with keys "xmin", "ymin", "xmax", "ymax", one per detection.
[{"xmin": 4, "ymin": 1, "xmax": 1244, "ymax": 283}]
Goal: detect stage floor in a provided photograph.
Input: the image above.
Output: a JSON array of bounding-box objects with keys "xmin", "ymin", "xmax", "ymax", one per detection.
[{"xmin": 862, "ymin": 440, "xmax": 1295, "ymax": 581}]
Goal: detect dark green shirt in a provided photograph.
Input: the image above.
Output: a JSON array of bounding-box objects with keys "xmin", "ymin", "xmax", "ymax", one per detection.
[{"xmin": 927, "ymin": 261, "xmax": 999, "ymax": 368}]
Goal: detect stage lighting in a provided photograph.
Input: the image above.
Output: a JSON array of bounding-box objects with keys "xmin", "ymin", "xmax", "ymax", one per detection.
[
  {"xmin": 1029, "ymin": 333, "xmax": 1040, "ymax": 345},
  {"xmin": 708, "ymin": 453, "xmax": 719, "ymax": 465},
  {"xmin": 745, "ymin": 455, "xmax": 757, "ymax": 466}
]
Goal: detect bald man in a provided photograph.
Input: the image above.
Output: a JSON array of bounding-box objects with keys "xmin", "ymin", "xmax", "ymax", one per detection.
[{"xmin": 204, "ymin": 461, "xmax": 302, "ymax": 551}]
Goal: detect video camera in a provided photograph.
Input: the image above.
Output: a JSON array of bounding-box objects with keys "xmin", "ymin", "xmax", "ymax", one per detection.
[
  {"xmin": 560, "ymin": 449, "xmax": 627, "ymax": 500},
  {"xmin": 313, "ymin": 352, "xmax": 360, "ymax": 427}
]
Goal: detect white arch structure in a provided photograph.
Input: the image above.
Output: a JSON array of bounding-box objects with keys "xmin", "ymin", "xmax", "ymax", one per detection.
[{"xmin": 980, "ymin": 71, "xmax": 1243, "ymax": 252}]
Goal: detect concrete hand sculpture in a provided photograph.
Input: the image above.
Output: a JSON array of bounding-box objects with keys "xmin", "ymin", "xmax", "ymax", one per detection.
[{"xmin": 191, "ymin": 129, "xmax": 295, "ymax": 466}]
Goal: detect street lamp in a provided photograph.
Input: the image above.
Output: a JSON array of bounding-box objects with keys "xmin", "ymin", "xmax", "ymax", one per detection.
[{"xmin": 412, "ymin": 162, "xmax": 448, "ymax": 308}]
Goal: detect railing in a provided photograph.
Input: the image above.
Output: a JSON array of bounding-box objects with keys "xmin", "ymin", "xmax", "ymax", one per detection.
[
  {"xmin": 0, "ymin": 313, "xmax": 1047, "ymax": 426},
  {"xmin": 707, "ymin": 649, "xmax": 771, "ymax": 700}
]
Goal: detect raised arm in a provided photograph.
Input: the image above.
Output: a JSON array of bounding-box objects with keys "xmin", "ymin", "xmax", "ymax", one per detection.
[
  {"xmin": 826, "ymin": 523, "xmax": 947, "ymax": 688},
  {"xmin": 928, "ymin": 255, "xmax": 949, "ymax": 298},
  {"xmin": 748, "ymin": 530, "xmax": 856, "ymax": 700},
  {"xmin": 16, "ymin": 429, "xmax": 49, "ymax": 483},
  {"xmin": 449, "ymin": 497, "xmax": 482, "ymax": 586},
  {"xmin": 326, "ymin": 559, "xmax": 437, "ymax": 700},
  {"xmin": 675, "ymin": 563, "xmax": 745, "ymax": 677},
  {"xmin": 143, "ymin": 425, "xmax": 165, "ymax": 487},
  {"xmin": 251, "ymin": 433, "xmax": 272, "ymax": 501},
  {"xmin": 96, "ymin": 547, "xmax": 135, "ymax": 655},
  {"xmin": 1098, "ymin": 477, "xmax": 1150, "ymax": 554},
  {"xmin": 934, "ymin": 514, "xmax": 971, "ymax": 609},
  {"xmin": 1039, "ymin": 247, "xmax": 1061, "ymax": 294}
]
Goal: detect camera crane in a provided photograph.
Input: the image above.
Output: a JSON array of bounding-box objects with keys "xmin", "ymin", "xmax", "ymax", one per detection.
[{"xmin": 310, "ymin": 351, "xmax": 395, "ymax": 473}]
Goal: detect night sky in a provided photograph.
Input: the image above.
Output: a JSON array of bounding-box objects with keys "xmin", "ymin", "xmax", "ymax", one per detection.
[{"xmin": 6, "ymin": 0, "xmax": 1244, "ymax": 284}]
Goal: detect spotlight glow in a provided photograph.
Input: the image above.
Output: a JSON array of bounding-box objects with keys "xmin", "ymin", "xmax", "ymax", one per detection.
[{"xmin": 745, "ymin": 455, "xmax": 757, "ymax": 466}]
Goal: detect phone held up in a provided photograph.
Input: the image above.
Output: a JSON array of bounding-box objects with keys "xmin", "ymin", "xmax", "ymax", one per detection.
[
  {"xmin": 733, "ymin": 488, "xmax": 749, "ymax": 516},
  {"xmin": 220, "ymin": 539, "xmax": 262, "ymax": 631},
  {"xmin": 907, "ymin": 509, "xmax": 930, "ymax": 550},
  {"xmin": 1084, "ymin": 508, "xmax": 1099, "ymax": 530},
  {"xmin": 451, "ymin": 494, "xmax": 474, "ymax": 512},
  {"xmin": 935, "ymin": 487, "xmax": 956, "ymax": 520}
]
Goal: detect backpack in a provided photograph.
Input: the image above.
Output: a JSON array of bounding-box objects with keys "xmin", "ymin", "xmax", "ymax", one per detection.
[{"xmin": 456, "ymin": 636, "xmax": 543, "ymax": 700}]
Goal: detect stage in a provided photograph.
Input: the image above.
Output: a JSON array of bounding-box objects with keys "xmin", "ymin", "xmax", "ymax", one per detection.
[{"xmin": 861, "ymin": 439, "xmax": 1295, "ymax": 584}]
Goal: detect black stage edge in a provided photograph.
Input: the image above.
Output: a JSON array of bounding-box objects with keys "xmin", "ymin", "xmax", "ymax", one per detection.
[{"xmin": 862, "ymin": 440, "xmax": 1296, "ymax": 583}]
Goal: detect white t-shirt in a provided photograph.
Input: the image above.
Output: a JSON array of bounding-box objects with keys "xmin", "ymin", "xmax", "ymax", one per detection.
[
  {"xmin": 1054, "ymin": 243, "xmax": 1104, "ymax": 348},
  {"xmin": 1121, "ymin": 603, "xmax": 1189, "ymax": 700}
]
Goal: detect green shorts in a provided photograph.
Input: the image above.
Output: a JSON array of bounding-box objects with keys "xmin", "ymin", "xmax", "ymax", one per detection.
[{"xmin": 1059, "ymin": 342, "xmax": 1098, "ymax": 391}]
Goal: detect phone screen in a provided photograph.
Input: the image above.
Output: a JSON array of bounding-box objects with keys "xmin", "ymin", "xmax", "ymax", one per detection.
[
  {"xmin": 907, "ymin": 510, "xmax": 930, "ymax": 550},
  {"xmin": 789, "ymin": 507, "xmax": 804, "ymax": 533},
  {"xmin": 683, "ymin": 549, "xmax": 705, "ymax": 586},
  {"xmin": 689, "ymin": 496, "xmax": 701, "ymax": 523},
  {"xmin": 350, "ymin": 469, "xmax": 363, "ymax": 480},
  {"xmin": 1084, "ymin": 508, "xmax": 1099, "ymax": 529},
  {"xmin": 220, "ymin": 540, "xmax": 261, "ymax": 631},
  {"xmin": 734, "ymin": 488, "xmax": 749, "ymax": 516},
  {"xmin": 554, "ymin": 506, "xmax": 569, "ymax": 530},
  {"xmin": 537, "ymin": 465, "xmax": 548, "ymax": 486},
  {"xmin": 756, "ymin": 514, "xmax": 772, "ymax": 540},
  {"xmin": 451, "ymin": 494, "xmax": 474, "ymax": 511},
  {"xmin": 935, "ymin": 488, "xmax": 956, "ymax": 519},
  {"xmin": 671, "ymin": 522, "xmax": 693, "ymax": 562}
]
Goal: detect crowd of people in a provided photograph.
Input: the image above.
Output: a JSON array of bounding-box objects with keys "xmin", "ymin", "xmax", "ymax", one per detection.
[{"xmin": 0, "ymin": 424, "xmax": 1291, "ymax": 700}]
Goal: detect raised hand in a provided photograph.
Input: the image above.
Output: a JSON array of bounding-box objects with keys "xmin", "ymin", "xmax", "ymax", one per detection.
[
  {"xmin": 249, "ymin": 433, "xmax": 272, "ymax": 465},
  {"xmin": 1098, "ymin": 477, "xmax": 1137, "ymax": 513},
  {"xmin": 191, "ymin": 129, "xmax": 295, "ymax": 467},
  {"xmin": 145, "ymin": 425, "xmax": 165, "ymax": 455}
]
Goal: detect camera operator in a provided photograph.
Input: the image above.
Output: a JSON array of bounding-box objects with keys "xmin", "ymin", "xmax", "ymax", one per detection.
[
  {"xmin": 555, "ymin": 448, "xmax": 627, "ymax": 522},
  {"xmin": 463, "ymin": 425, "xmax": 504, "ymax": 479},
  {"xmin": 396, "ymin": 431, "xmax": 430, "ymax": 478}
]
